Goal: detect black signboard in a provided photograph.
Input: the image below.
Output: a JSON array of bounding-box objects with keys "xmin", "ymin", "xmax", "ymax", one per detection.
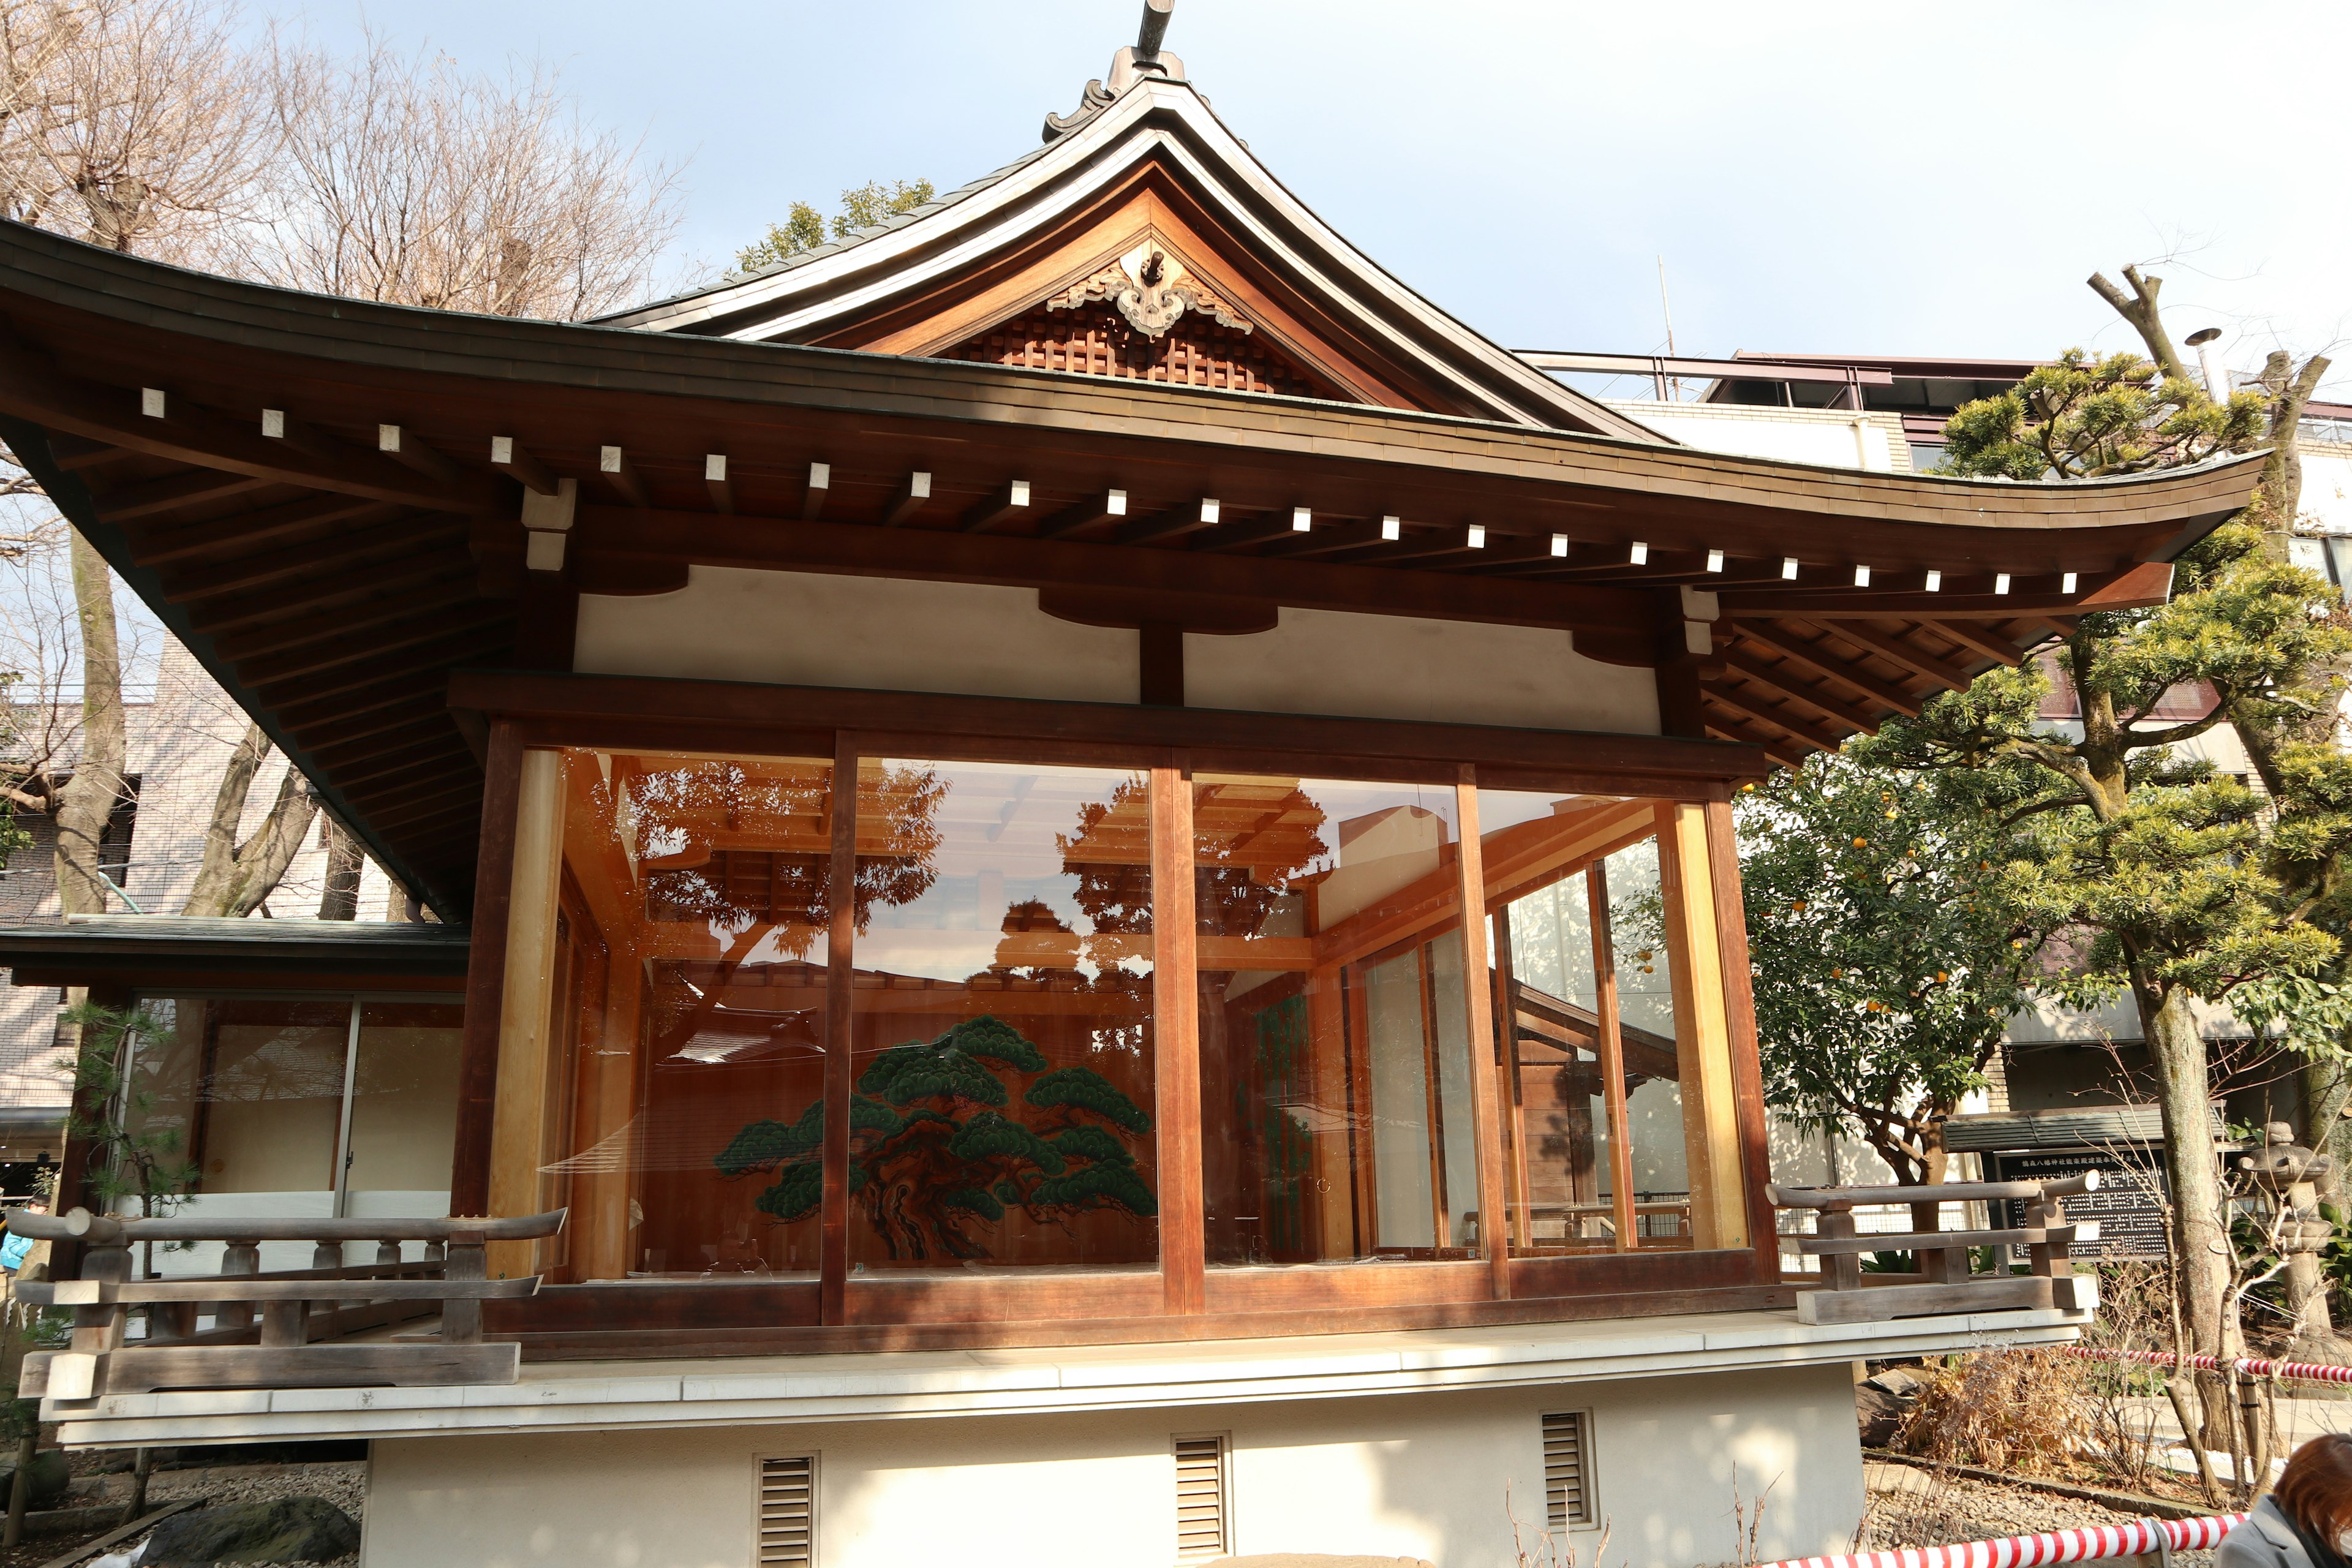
[{"xmin": 1983, "ymin": 1145, "xmax": 2169, "ymax": 1260}]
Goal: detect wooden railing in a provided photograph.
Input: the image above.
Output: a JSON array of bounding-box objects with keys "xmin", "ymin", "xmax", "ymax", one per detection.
[
  {"xmin": 9, "ymin": 1207, "xmax": 565, "ymax": 1400},
  {"xmin": 1767, "ymin": 1174, "xmax": 2100, "ymax": 1325}
]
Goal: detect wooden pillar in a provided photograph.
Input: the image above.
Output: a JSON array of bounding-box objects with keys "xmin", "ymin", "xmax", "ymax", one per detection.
[
  {"xmin": 1453, "ymin": 770, "xmax": 1509, "ymax": 1298},
  {"xmin": 451, "ymin": 725, "xmax": 526, "ymax": 1219},
  {"xmin": 821, "ymin": 737, "xmax": 859, "ymax": 1325},
  {"xmin": 1306, "ymin": 971, "xmax": 1354, "ymax": 1259},
  {"xmin": 1656, "ymin": 802, "xmax": 1748, "ymax": 1253},
  {"xmin": 1586, "ymin": 863, "xmax": 1639, "ymax": 1251},
  {"xmin": 1706, "ymin": 798, "xmax": 1783, "ymax": 1282},
  {"xmin": 1153, "ymin": 763, "xmax": 1205, "ymax": 1313},
  {"xmin": 484, "ymin": 747, "xmax": 566, "ymax": 1279}
]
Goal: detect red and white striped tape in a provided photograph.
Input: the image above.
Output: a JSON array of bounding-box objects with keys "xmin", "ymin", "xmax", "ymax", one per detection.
[
  {"xmin": 2069, "ymin": 1345, "xmax": 2352, "ymax": 1387},
  {"xmin": 1756, "ymin": 1512, "xmax": 2244, "ymax": 1568}
]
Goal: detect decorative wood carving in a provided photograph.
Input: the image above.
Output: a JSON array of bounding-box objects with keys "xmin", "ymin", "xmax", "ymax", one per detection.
[{"xmin": 951, "ymin": 246, "xmax": 1335, "ymax": 401}]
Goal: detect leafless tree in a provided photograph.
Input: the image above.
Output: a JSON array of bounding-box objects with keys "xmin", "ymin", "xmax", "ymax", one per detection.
[{"xmin": 242, "ymin": 31, "xmax": 687, "ymax": 319}]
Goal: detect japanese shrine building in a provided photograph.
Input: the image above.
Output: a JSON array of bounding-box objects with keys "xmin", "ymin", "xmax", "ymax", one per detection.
[{"xmin": 0, "ymin": 9, "xmax": 2260, "ymax": 1567}]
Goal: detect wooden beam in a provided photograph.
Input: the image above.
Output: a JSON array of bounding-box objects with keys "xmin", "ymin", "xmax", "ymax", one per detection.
[
  {"xmin": 597, "ymin": 445, "xmax": 649, "ymax": 507},
  {"xmin": 1702, "ymin": 680, "xmax": 1847, "ymax": 752},
  {"xmin": 0, "ymin": 334, "xmax": 496, "ymax": 512},
  {"xmin": 1922, "ymin": 618, "xmax": 2026, "ymax": 667},
  {"xmin": 1455, "ymin": 771, "xmax": 1510, "ymax": 1300},
  {"xmin": 254, "ymin": 627, "xmax": 510, "ymax": 710},
  {"xmin": 1702, "ymin": 715, "xmax": 1811, "ymax": 772},
  {"xmin": 94, "ymin": 468, "xmax": 272, "ymax": 521},
  {"xmin": 1707, "ymin": 799, "xmax": 1784, "ymax": 1287},
  {"xmin": 959, "ymin": 478, "xmax": 1031, "ymax": 533},
  {"xmin": 1812, "ymin": 620, "xmax": 1974, "ymax": 692},
  {"xmin": 1719, "ymin": 650, "xmax": 1879, "ymax": 732},
  {"xmin": 1035, "ymin": 487, "xmax": 1127, "ymax": 539},
  {"xmin": 185, "ymin": 556, "xmax": 462, "ymax": 635},
  {"xmin": 571, "ymin": 504, "xmax": 1661, "ymax": 642},
  {"xmin": 1656, "ymin": 802, "xmax": 1747, "ymax": 1252},
  {"xmin": 164, "ymin": 518, "xmax": 467, "ymax": 601},
  {"xmin": 821, "ymin": 736, "xmax": 856, "ymax": 1324},
  {"xmin": 1718, "ymin": 564, "xmax": 2172, "ymax": 620},
  {"xmin": 126, "ymin": 494, "xmax": 394, "ymax": 567},
  {"xmin": 209, "ymin": 573, "xmax": 486, "ymax": 661},
  {"xmin": 1732, "ymin": 621, "xmax": 1923, "ymax": 716},
  {"xmin": 881, "ymin": 469, "xmax": 934, "ymax": 526},
  {"xmin": 376, "ymin": 423, "xmax": 463, "ymax": 483},
  {"xmin": 489, "ymin": 435, "xmax": 560, "ymax": 496},
  {"xmin": 1114, "ymin": 498, "xmax": 1219, "ymax": 546},
  {"xmin": 236, "ymin": 606, "xmax": 512, "ymax": 687},
  {"xmin": 703, "ymin": 453, "xmax": 733, "ymax": 514},
  {"xmin": 1154, "ymin": 764, "xmax": 1205, "ymax": 1314},
  {"xmin": 801, "ymin": 461, "xmax": 829, "ymax": 520}
]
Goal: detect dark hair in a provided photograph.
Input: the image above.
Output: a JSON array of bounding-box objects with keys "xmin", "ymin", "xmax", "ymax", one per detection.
[{"xmin": 2278, "ymin": 1434, "xmax": 2352, "ymax": 1546}]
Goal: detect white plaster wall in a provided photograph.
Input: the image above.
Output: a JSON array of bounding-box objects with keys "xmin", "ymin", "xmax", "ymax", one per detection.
[
  {"xmin": 574, "ymin": 568, "xmax": 1139, "ymax": 704},
  {"xmin": 359, "ymin": 1367, "xmax": 1863, "ymax": 1568},
  {"xmin": 1185, "ymin": 609, "xmax": 1661, "ymax": 734}
]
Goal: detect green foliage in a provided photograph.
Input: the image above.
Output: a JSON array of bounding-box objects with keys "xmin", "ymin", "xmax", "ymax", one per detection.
[
  {"xmin": 718, "ymin": 1014, "xmax": 1156, "ymax": 1261},
  {"xmin": 734, "ymin": 178, "xmax": 935, "ymax": 272},
  {"xmin": 1939, "ymin": 349, "xmax": 2266, "ymax": 480},
  {"xmin": 1737, "ymin": 750, "xmax": 2045, "ymax": 1182},
  {"xmin": 62, "ymin": 1002, "xmax": 195, "ymax": 1219}
]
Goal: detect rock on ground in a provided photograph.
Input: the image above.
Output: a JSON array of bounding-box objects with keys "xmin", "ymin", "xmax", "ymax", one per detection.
[{"xmin": 140, "ymin": 1495, "xmax": 358, "ymax": 1566}]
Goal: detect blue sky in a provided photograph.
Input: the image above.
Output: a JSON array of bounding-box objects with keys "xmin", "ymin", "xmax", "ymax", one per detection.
[{"xmin": 259, "ymin": 1, "xmax": 2352, "ymax": 396}]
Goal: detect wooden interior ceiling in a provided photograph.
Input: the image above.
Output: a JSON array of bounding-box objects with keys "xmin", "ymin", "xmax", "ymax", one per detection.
[{"xmin": 0, "ymin": 220, "xmax": 2262, "ymax": 915}]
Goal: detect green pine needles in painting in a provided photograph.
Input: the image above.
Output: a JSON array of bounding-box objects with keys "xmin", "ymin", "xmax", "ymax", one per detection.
[{"xmin": 716, "ymin": 1015, "xmax": 1155, "ymax": 1261}]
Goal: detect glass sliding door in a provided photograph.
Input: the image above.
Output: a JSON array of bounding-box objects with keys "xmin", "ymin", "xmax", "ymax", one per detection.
[
  {"xmin": 1475, "ymin": 790, "xmax": 1745, "ymax": 1256},
  {"xmin": 547, "ymin": 747, "xmax": 836, "ymax": 1282},
  {"xmin": 846, "ymin": 758, "xmax": 1158, "ymax": 1274},
  {"xmin": 1191, "ymin": 774, "xmax": 1479, "ymax": 1266}
]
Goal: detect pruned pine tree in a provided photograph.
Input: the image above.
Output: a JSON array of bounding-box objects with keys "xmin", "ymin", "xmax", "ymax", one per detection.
[{"xmin": 1865, "ymin": 266, "xmax": 2347, "ymax": 1387}]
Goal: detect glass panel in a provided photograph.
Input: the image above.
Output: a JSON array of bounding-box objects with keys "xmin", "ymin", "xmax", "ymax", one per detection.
[
  {"xmin": 342, "ymin": 1000, "xmax": 464, "ymax": 1221},
  {"xmin": 1605, "ymin": 837, "xmax": 1695, "ymax": 1249},
  {"xmin": 1193, "ymin": 774, "xmax": 1477, "ymax": 1266},
  {"xmin": 848, "ymin": 759, "xmax": 1156, "ymax": 1274},
  {"xmin": 547, "ymin": 748, "xmax": 834, "ymax": 1283},
  {"xmin": 1477, "ymin": 790, "xmax": 1713, "ymax": 1254},
  {"xmin": 126, "ymin": 997, "xmax": 350, "ymax": 1275}
]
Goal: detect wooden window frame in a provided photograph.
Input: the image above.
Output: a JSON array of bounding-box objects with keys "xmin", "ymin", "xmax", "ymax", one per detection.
[{"xmin": 458, "ymin": 702, "xmax": 1784, "ymax": 1351}]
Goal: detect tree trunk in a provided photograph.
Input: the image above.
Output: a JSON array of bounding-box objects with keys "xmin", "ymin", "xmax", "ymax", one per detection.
[
  {"xmin": 318, "ymin": 816, "xmax": 363, "ymax": 919},
  {"xmin": 179, "ymin": 725, "xmax": 318, "ymax": 918},
  {"xmin": 50, "ymin": 530, "xmax": 125, "ymax": 916},
  {"xmin": 2139, "ymin": 976, "xmax": 2237, "ymax": 1451}
]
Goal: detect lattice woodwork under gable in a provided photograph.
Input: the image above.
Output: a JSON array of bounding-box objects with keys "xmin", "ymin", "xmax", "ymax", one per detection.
[{"xmin": 945, "ymin": 298, "xmax": 1343, "ymax": 401}]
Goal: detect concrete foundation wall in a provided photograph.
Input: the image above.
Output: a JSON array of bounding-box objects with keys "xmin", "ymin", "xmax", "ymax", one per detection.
[{"xmin": 360, "ymin": 1365, "xmax": 1863, "ymax": 1568}]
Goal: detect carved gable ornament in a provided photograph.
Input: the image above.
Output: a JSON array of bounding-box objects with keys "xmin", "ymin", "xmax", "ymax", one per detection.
[{"xmin": 1050, "ymin": 243, "xmax": 1250, "ymax": 340}]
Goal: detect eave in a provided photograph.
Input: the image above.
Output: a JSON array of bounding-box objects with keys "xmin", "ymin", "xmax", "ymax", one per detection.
[{"xmin": 0, "ymin": 221, "xmax": 2264, "ymax": 909}]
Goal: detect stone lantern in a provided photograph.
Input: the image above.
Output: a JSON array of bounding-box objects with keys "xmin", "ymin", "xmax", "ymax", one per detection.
[{"xmin": 2235, "ymin": 1121, "xmax": 2340, "ymax": 1352}]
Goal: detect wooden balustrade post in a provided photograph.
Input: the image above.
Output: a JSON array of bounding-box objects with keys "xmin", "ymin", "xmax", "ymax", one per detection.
[
  {"xmin": 442, "ymin": 1231, "xmax": 486, "ymax": 1346},
  {"xmin": 217, "ymin": 1239, "xmax": 260, "ymax": 1334},
  {"xmin": 1819, "ymin": 1205, "xmax": 1861, "ymax": 1294},
  {"xmin": 70, "ymin": 1239, "xmax": 130, "ymax": 1374}
]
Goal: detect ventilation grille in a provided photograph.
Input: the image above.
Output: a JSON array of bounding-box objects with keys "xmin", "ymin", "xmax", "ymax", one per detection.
[
  {"xmin": 1175, "ymin": 1434, "xmax": 1230, "ymax": 1558},
  {"xmin": 758, "ymin": 1455, "xmax": 815, "ymax": 1567},
  {"xmin": 1544, "ymin": 1411, "xmax": 1592, "ymax": 1530}
]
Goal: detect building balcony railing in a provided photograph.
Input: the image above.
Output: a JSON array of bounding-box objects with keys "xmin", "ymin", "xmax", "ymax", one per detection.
[
  {"xmin": 1768, "ymin": 1173, "xmax": 2100, "ymax": 1325},
  {"xmin": 11, "ymin": 1207, "xmax": 565, "ymax": 1400}
]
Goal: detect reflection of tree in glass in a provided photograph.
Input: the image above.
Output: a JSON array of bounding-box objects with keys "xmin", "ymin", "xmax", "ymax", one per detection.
[
  {"xmin": 620, "ymin": 761, "xmax": 946, "ymax": 948},
  {"xmin": 1057, "ymin": 776, "xmax": 1153, "ymax": 1061},
  {"xmin": 1191, "ymin": 783, "xmax": 1329, "ymax": 940},
  {"xmin": 715, "ymin": 1015, "xmax": 1155, "ymax": 1260},
  {"xmin": 606, "ymin": 758, "xmax": 946, "ymax": 1061}
]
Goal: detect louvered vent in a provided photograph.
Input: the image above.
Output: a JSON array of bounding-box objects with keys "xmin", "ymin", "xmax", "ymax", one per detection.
[
  {"xmin": 757, "ymin": 1455, "xmax": 816, "ymax": 1567},
  {"xmin": 1543, "ymin": 1411, "xmax": 1593, "ymax": 1530},
  {"xmin": 1174, "ymin": 1434, "xmax": 1230, "ymax": 1558}
]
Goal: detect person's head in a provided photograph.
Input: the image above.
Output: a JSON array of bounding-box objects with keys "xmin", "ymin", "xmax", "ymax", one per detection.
[{"xmin": 2277, "ymin": 1433, "xmax": 2352, "ymax": 1550}]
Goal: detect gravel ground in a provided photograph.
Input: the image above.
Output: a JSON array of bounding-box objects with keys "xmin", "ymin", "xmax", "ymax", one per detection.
[
  {"xmin": 1863, "ymin": 1465, "xmax": 2218, "ymax": 1568},
  {"xmin": 0, "ymin": 1460, "xmax": 363, "ymax": 1568}
]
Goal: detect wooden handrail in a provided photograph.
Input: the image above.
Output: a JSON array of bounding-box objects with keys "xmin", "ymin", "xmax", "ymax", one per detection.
[
  {"xmin": 1765, "ymin": 1172, "xmax": 2099, "ymax": 1210},
  {"xmin": 10, "ymin": 1207, "xmax": 567, "ymax": 1245}
]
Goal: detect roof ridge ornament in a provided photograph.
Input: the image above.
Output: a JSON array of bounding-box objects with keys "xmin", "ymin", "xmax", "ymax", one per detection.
[{"xmin": 1044, "ymin": 0, "xmax": 1185, "ymax": 143}]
